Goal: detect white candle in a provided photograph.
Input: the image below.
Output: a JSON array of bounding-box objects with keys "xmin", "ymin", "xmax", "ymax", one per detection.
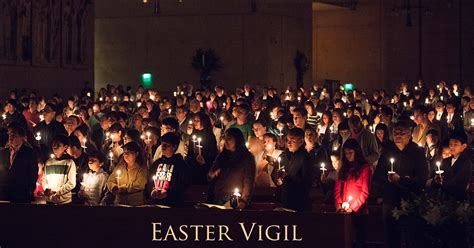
[
  {"xmin": 50, "ymin": 154, "xmax": 55, "ymax": 159},
  {"xmin": 192, "ymin": 135, "xmax": 197, "ymax": 148},
  {"xmin": 35, "ymin": 132, "xmax": 42, "ymax": 141},
  {"xmin": 137, "ymin": 102, "xmax": 142, "ymax": 108},
  {"xmin": 152, "ymin": 175, "xmax": 158, "ymax": 189},
  {"xmin": 435, "ymin": 161, "xmax": 443, "ymax": 175},
  {"xmin": 233, "ymin": 188, "xmax": 241, "ymax": 203},
  {"xmin": 245, "ymin": 142, "xmax": 249, "ymax": 149},
  {"xmin": 470, "ymin": 118, "xmax": 474, "ymax": 127},
  {"xmin": 39, "ymin": 114, "xmax": 44, "ymax": 121},
  {"xmin": 197, "ymin": 137, "xmax": 202, "ymax": 155},
  {"xmin": 278, "ymin": 126, "xmax": 283, "ymax": 136},
  {"xmin": 2, "ymin": 113, "xmax": 6, "ymax": 120},
  {"xmin": 173, "ymin": 91, "xmax": 177, "ymax": 97},
  {"xmin": 87, "ymin": 92, "xmax": 91, "ymax": 97},
  {"xmin": 82, "ymin": 138, "xmax": 87, "ymax": 150},
  {"xmin": 116, "ymin": 170, "xmax": 121, "ymax": 187},
  {"xmin": 389, "ymin": 158, "xmax": 395, "ymax": 173},
  {"xmin": 320, "ymin": 162, "xmax": 327, "ymax": 173},
  {"xmin": 113, "ymin": 96, "xmax": 117, "ymax": 102},
  {"xmin": 99, "ymin": 97, "xmax": 103, "ymax": 101},
  {"xmin": 277, "ymin": 157, "xmax": 281, "ymax": 170}
]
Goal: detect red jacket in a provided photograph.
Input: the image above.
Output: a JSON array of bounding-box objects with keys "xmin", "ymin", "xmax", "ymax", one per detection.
[{"xmin": 334, "ymin": 164, "xmax": 370, "ymax": 213}]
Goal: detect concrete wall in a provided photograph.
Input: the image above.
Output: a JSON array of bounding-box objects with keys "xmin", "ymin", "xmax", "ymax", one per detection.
[
  {"xmin": 313, "ymin": 0, "xmax": 474, "ymax": 92},
  {"xmin": 95, "ymin": 0, "xmax": 312, "ymax": 92},
  {"xmin": 0, "ymin": 1, "xmax": 94, "ymax": 98}
]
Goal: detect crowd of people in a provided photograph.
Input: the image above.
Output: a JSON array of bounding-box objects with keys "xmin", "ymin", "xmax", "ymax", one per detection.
[{"xmin": 0, "ymin": 80, "xmax": 472, "ymax": 247}]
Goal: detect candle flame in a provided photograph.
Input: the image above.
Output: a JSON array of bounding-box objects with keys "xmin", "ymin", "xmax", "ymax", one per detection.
[
  {"xmin": 50, "ymin": 154, "xmax": 54, "ymax": 159},
  {"xmin": 116, "ymin": 170, "xmax": 121, "ymax": 176},
  {"xmin": 197, "ymin": 137, "xmax": 202, "ymax": 142},
  {"xmin": 390, "ymin": 158, "xmax": 395, "ymax": 163},
  {"xmin": 348, "ymin": 195, "xmax": 353, "ymax": 202}
]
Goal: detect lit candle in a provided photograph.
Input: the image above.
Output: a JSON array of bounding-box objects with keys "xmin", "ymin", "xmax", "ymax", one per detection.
[
  {"xmin": 109, "ymin": 151, "xmax": 114, "ymax": 169},
  {"xmin": 180, "ymin": 91, "xmax": 184, "ymax": 96},
  {"xmin": 39, "ymin": 114, "xmax": 44, "ymax": 121},
  {"xmin": 310, "ymin": 92, "xmax": 314, "ymax": 96},
  {"xmin": 81, "ymin": 173, "xmax": 88, "ymax": 187},
  {"xmin": 277, "ymin": 157, "xmax": 281, "ymax": 170},
  {"xmin": 414, "ymin": 86, "xmax": 418, "ymax": 91},
  {"xmin": 341, "ymin": 195, "xmax": 353, "ymax": 210},
  {"xmin": 106, "ymin": 132, "xmax": 110, "ymax": 140},
  {"xmin": 471, "ymin": 118, "xmax": 474, "ymax": 127},
  {"xmin": 152, "ymin": 175, "xmax": 158, "ymax": 189},
  {"xmin": 410, "ymin": 115, "xmax": 415, "ymax": 121},
  {"xmin": 87, "ymin": 92, "xmax": 91, "ymax": 97},
  {"xmin": 435, "ymin": 161, "xmax": 443, "ymax": 175},
  {"xmin": 219, "ymin": 116, "xmax": 224, "ymax": 129},
  {"xmin": 116, "ymin": 170, "xmax": 121, "ymax": 188},
  {"xmin": 233, "ymin": 188, "xmax": 241, "ymax": 201},
  {"xmin": 425, "ymin": 98, "xmax": 429, "ymax": 104},
  {"xmin": 113, "ymin": 96, "xmax": 117, "ymax": 102},
  {"xmin": 82, "ymin": 138, "xmax": 87, "ymax": 151},
  {"xmin": 297, "ymin": 96, "xmax": 301, "ymax": 102},
  {"xmin": 137, "ymin": 102, "xmax": 142, "ymax": 108},
  {"xmin": 245, "ymin": 142, "xmax": 249, "ymax": 149},
  {"xmin": 222, "ymin": 102, "xmax": 226, "ymax": 109},
  {"xmin": 320, "ymin": 162, "xmax": 327, "ymax": 173},
  {"xmin": 2, "ymin": 113, "xmax": 6, "ymax": 120},
  {"xmin": 173, "ymin": 91, "xmax": 177, "ymax": 97},
  {"xmin": 389, "ymin": 158, "xmax": 395, "ymax": 174},
  {"xmin": 35, "ymin": 132, "xmax": 42, "ymax": 141},
  {"xmin": 197, "ymin": 137, "xmax": 202, "ymax": 155},
  {"xmin": 440, "ymin": 96, "xmax": 444, "ymax": 101},
  {"xmin": 99, "ymin": 97, "xmax": 103, "ymax": 101},
  {"xmin": 403, "ymin": 102, "xmax": 407, "ymax": 107},
  {"xmin": 278, "ymin": 126, "xmax": 283, "ymax": 136},
  {"xmin": 168, "ymin": 109, "xmax": 172, "ymax": 114},
  {"xmin": 369, "ymin": 125, "xmax": 374, "ymax": 133},
  {"xmin": 50, "ymin": 154, "xmax": 55, "ymax": 159},
  {"xmin": 192, "ymin": 135, "xmax": 197, "ymax": 149}
]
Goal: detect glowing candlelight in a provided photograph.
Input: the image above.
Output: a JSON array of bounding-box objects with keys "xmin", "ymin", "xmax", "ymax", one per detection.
[
  {"xmin": 341, "ymin": 195, "xmax": 353, "ymax": 210},
  {"xmin": 297, "ymin": 97, "xmax": 301, "ymax": 102},
  {"xmin": 108, "ymin": 151, "xmax": 114, "ymax": 169},
  {"xmin": 173, "ymin": 91, "xmax": 177, "ymax": 97},
  {"xmin": 440, "ymin": 96, "xmax": 444, "ymax": 101},
  {"xmin": 116, "ymin": 170, "xmax": 121, "ymax": 187},
  {"xmin": 152, "ymin": 175, "xmax": 158, "ymax": 189},
  {"xmin": 277, "ymin": 157, "xmax": 281, "ymax": 170},
  {"xmin": 35, "ymin": 132, "xmax": 42, "ymax": 141},
  {"xmin": 425, "ymin": 98, "xmax": 429, "ymax": 104},
  {"xmin": 87, "ymin": 92, "xmax": 91, "ymax": 97},
  {"xmin": 369, "ymin": 125, "xmax": 374, "ymax": 133},
  {"xmin": 106, "ymin": 132, "xmax": 110, "ymax": 140},
  {"xmin": 50, "ymin": 154, "xmax": 55, "ymax": 159},
  {"xmin": 233, "ymin": 188, "xmax": 241, "ymax": 198},
  {"xmin": 197, "ymin": 137, "xmax": 202, "ymax": 155},
  {"xmin": 414, "ymin": 86, "xmax": 418, "ymax": 91},
  {"xmin": 99, "ymin": 97, "xmax": 103, "ymax": 101},
  {"xmin": 137, "ymin": 102, "xmax": 142, "ymax": 108},
  {"xmin": 278, "ymin": 126, "xmax": 283, "ymax": 136},
  {"xmin": 435, "ymin": 161, "xmax": 443, "ymax": 175},
  {"xmin": 82, "ymin": 138, "xmax": 87, "ymax": 151},
  {"xmin": 2, "ymin": 113, "xmax": 6, "ymax": 120},
  {"xmin": 81, "ymin": 173, "xmax": 88, "ymax": 187},
  {"xmin": 168, "ymin": 109, "xmax": 172, "ymax": 114},
  {"xmin": 180, "ymin": 91, "xmax": 184, "ymax": 96},
  {"xmin": 245, "ymin": 142, "xmax": 249, "ymax": 149},
  {"xmin": 113, "ymin": 96, "xmax": 117, "ymax": 102},
  {"xmin": 39, "ymin": 114, "xmax": 44, "ymax": 121},
  {"xmin": 410, "ymin": 115, "xmax": 415, "ymax": 121},
  {"xmin": 320, "ymin": 162, "xmax": 327, "ymax": 173},
  {"xmin": 403, "ymin": 102, "xmax": 407, "ymax": 107},
  {"xmin": 471, "ymin": 118, "xmax": 474, "ymax": 127},
  {"xmin": 389, "ymin": 158, "xmax": 395, "ymax": 174},
  {"xmin": 343, "ymin": 112, "xmax": 347, "ymax": 117},
  {"xmin": 310, "ymin": 92, "xmax": 314, "ymax": 96}
]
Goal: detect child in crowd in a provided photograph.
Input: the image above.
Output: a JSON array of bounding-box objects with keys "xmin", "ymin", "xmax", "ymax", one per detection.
[
  {"xmin": 79, "ymin": 151, "xmax": 109, "ymax": 206},
  {"xmin": 41, "ymin": 135, "xmax": 76, "ymax": 205}
]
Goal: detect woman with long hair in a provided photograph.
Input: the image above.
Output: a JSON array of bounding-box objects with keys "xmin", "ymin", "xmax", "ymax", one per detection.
[
  {"xmin": 208, "ymin": 128, "xmax": 256, "ymax": 209},
  {"xmin": 374, "ymin": 123, "xmax": 390, "ymax": 154},
  {"xmin": 106, "ymin": 142, "xmax": 148, "ymax": 206},
  {"xmin": 186, "ymin": 112, "xmax": 218, "ymax": 185},
  {"xmin": 334, "ymin": 138, "xmax": 370, "ymax": 248}
]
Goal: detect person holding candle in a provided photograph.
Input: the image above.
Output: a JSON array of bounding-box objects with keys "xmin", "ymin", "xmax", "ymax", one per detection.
[
  {"xmin": 372, "ymin": 121, "xmax": 429, "ymax": 248},
  {"xmin": 208, "ymin": 128, "xmax": 256, "ymax": 209},
  {"xmin": 304, "ymin": 127, "xmax": 329, "ymax": 187},
  {"xmin": 106, "ymin": 142, "xmax": 147, "ymax": 206},
  {"xmin": 66, "ymin": 135, "xmax": 89, "ymax": 203},
  {"xmin": 78, "ymin": 151, "xmax": 109, "ymax": 206},
  {"xmin": 34, "ymin": 104, "xmax": 67, "ymax": 156},
  {"xmin": 254, "ymin": 133, "xmax": 283, "ymax": 188},
  {"xmin": 0, "ymin": 123, "xmax": 38, "ymax": 203},
  {"xmin": 147, "ymin": 132, "xmax": 191, "ymax": 207},
  {"xmin": 186, "ymin": 112, "xmax": 217, "ymax": 185},
  {"xmin": 320, "ymin": 151, "xmax": 341, "ymax": 204},
  {"xmin": 41, "ymin": 135, "xmax": 77, "ymax": 205},
  {"xmin": 427, "ymin": 131, "xmax": 471, "ymax": 201},
  {"xmin": 73, "ymin": 125, "xmax": 98, "ymax": 155},
  {"xmin": 334, "ymin": 138, "xmax": 370, "ymax": 248},
  {"xmin": 271, "ymin": 128, "xmax": 314, "ymax": 211},
  {"xmin": 374, "ymin": 123, "xmax": 390, "ymax": 154}
]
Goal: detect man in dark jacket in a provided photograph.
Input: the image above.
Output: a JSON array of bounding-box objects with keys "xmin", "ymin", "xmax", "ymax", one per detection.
[
  {"xmin": 372, "ymin": 121, "xmax": 429, "ymax": 248},
  {"xmin": 3, "ymin": 99, "xmax": 27, "ymax": 129},
  {"xmin": 272, "ymin": 128, "xmax": 314, "ymax": 211},
  {"xmin": 0, "ymin": 124, "xmax": 38, "ymax": 203},
  {"xmin": 34, "ymin": 104, "xmax": 67, "ymax": 157},
  {"xmin": 148, "ymin": 133, "xmax": 191, "ymax": 207}
]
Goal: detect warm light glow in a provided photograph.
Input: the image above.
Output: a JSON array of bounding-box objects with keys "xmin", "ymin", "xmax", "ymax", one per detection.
[
  {"xmin": 390, "ymin": 158, "xmax": 394, "ymax": 164},
  {"xmin": 109, "ymin": 152, "xmax": 113, "ymax": 159},
  {"xmin": 50, "ymin": 154, "xmax": 54, "ymax": 159},
  {"xmin": 116, "ymin": 170, "xmax": 121, "ymax": 176}
]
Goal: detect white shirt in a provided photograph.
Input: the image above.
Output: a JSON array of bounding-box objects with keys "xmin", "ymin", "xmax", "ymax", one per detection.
[
  {"xmin": 451, "ymin": 157, "xmax": 458, "ymax": 166},
  {"xmin": 436, "ymin": 111, "xmax": 444, "ymax": 121}
]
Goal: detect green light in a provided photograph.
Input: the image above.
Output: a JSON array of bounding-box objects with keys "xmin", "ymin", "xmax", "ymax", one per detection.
[
  {"xmin": 142, "ymin": 73, "xmax": 152, "ymax": 87},
  {"xmin": 344, "ymin": 83, "xmax": 354, "ymax": 91}
]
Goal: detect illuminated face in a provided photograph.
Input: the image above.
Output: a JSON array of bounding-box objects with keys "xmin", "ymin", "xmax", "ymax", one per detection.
[
  {"xmin": 88, "ymin": 157, "xmax": 102, "ymax": 172},
  {"xmin": 263, "ymin": 137, "xmax": 276, "ymax": 153},
  {"xmin": 331, "ymin": 155, "xmax": 340, "ymax": 171},
  {"xmin": 161, "ymin": 142, "xmax": 175, "ymax": 158},
  {"xmin": 286, "ymin": 134, "xmax": 304, "ymax": 152},
  {"xmin": 52, "ymin": 142, "xmax": 68, "ymax": 158},
  {"xmin": 449, "ymin": 139, "xmax": 466, "ymax": 157},
  {"xmin": 123, "ymin": 149, "xmax": 137, "ymax": 165},
  {"xmin": 293, "ymin": 112, "xmax": 306, "ymax": 129},
  {"xmin": 252, "ymin": 123, "xmax": 266, "ymax": 139}
]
